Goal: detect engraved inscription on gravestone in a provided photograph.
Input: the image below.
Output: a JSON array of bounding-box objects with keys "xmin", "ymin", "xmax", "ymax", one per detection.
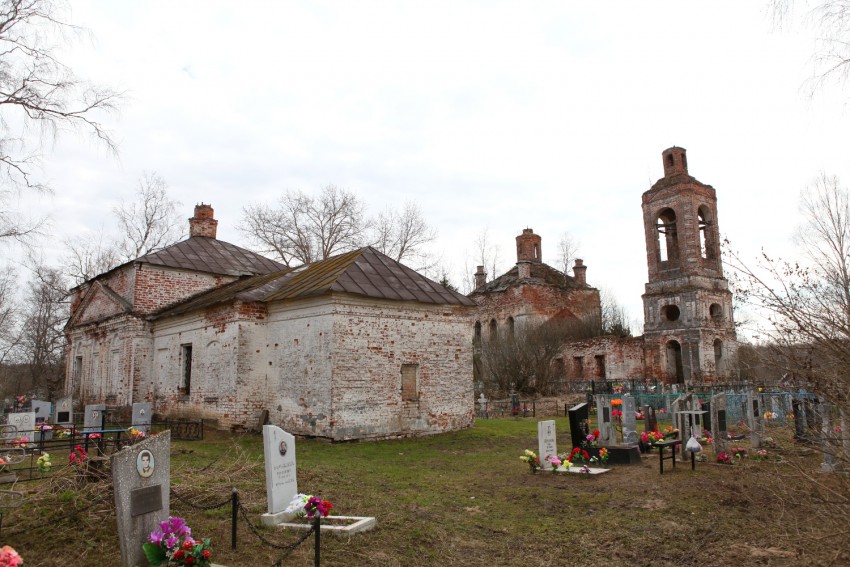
[
  {"xmin": 262, "ymin": 425, "xmax": 298, "ymax": 521},
  {"xmin": 54, "ymin": 397, "xmax": 73, "ymax": 424},
  {"xmin": 130, "ymin": 485, "xmax": 163, "ymax": 517},
  {"xmin": 537, "ymin": 420, "xmax": 557, "ymax": 465}
]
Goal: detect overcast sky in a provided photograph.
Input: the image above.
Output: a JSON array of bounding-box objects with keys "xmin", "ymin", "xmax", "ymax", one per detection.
[{"xmin": 13, "ymin": 1, "xmax": 850, "ymax": 333}]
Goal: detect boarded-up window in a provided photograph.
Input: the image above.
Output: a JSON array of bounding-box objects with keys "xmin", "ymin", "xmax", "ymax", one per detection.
[
  {"xmin": 401, "ymin": 364, "xmax": 419, "ymax": 401},
  {"xmin": 573, "ymin": 357, "xmax": 584, "ymax": 379},
  {"xmin": 180, "ymin": 344, "xmax": 193, "ymax": 395}
]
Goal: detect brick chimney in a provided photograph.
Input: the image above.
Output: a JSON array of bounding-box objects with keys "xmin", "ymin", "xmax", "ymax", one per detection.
[
  {"xmin": 516, "ymin": 228, "xmax": 542, "ymax": 263},
  {"xmin": 662, "ymin": 147, "xmax": 688, "ymax": 178},
  {"xmin": 189, "ymin": 203, "xmax": 218, "ymax": 238},
  {"xmin": 474, "ymin": 265, "xmax": 487, "ymax": 289},
  {"xmin": 573, "ymin": 258, "xmax": 587, "ymax": 285}
]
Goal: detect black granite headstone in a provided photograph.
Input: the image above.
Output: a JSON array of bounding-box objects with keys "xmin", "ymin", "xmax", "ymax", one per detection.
[
  {"xmin": 702, "ymin": 401, "xmax": 711, "ymax": 432},
  {"xmin": 717, "ymin": 409, "xmax": 727, "ymax": 432},
  {"xmin": 568, "ymin": 403, "xmax": 589, "ymax": 448},
  {"xmin": 644, "ymin": 406, "xmax": 657, "ymax": 432}
]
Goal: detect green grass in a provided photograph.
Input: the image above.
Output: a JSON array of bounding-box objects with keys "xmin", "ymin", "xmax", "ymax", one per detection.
[{"xmin": 0, "ymin": 417, "xmax": 840, "ymax": 566}]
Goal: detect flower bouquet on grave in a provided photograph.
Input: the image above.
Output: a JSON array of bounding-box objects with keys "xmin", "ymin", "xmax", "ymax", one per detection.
[
  {"xmin": 752, "ymin": 449, "xmax": 770, "ymax": 461},
  {"xmin": 545, "ymin": 454, "xmax": 562, "ymax": 473},
  {"xmin": 284, "ymin": 493, "xmax": 334, "ymax": 519},
  {"xmin": 567, "ymin": 447, "xmax": 591, "ymax": 464},
  {"xmin": 582, "ymin": 431, "xmax": 600, "ymax": 449},
  {"xmin": 0, "ymin": 545, "xmax": 22, "ymax": 566},
  {"xmin": 699, "ymin": 429, "xmax": 713, "ymax": 444},
  {"xmin": 662, "ymin": 426, "xmax": 679, "ymax": 441},
  {"xmin": 53, "ymin": 425, "xmax": 71, "ymax": 439},
  {"xmin": 731, "ymin": 447, "xmax": 748, "ymax": 460},
  {"xmin": 68, "ymin": 445, "xmax": 87, "ymax": 465},
  {"xmin": 716, "ymin": 452, "xmax": 732, "ymax": 464},
  {"xmin": 36, "ymin": 453, "xmax": 52, "ymax": 473},
  {"xmin": 144, "ymin": 516, "xmax": 213, "ymax": 567},
  {"xmin": 127, "ymin": 426, "xmax": 147, "ymax": 443},
  {"xmin": 7, "ymin": 437, "xmax": 28, "ymax": 449},
  {"xmin": 519, "ymin": 450, "xmax": 540, "ymax": 473}
]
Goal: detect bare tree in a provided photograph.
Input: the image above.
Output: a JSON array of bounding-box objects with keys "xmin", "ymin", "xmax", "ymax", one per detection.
[
  {"xmin": 113, "ymin": 172, "xmax": 185, "ymax": 261},
  {"xmin": 479, "ymin": 318, "xmax": 601, "ymax": 396},
  {"xmin": 63, "ymin": 226, "xmax": 120, "ymax": 285},
  {"xmin": 18, "ymin": 262, "xmax": 68, "ymax": 396},
  {"xmin": 240, "ymin": 185, "xmax": 369, "ymax": 266},
  {"xmin": 371, "ymin": 201, "xmax": 437, "ymax": 269},
  {"xmin": 0, "ymin": 0, "xmax": 120, "ymax": 240},
  {"xmin": 0, "ymin": 264, "xmax": 21, "ymax": 365},
  {"xmin": 556, "ymin": 231, "xmax": 580, "ymax": 279},
  {"xmin": 599, "ymin": 287, "xmax": 632, "ymax": 337}
]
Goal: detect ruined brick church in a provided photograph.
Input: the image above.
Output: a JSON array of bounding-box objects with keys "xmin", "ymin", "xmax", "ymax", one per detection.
[
  {"xmin": 470, "ymin": 147, "xmax": 737, "ymax": 386},
  {"xmin": 65, "ymin": 146, "xmax": 736, "ymax": 437},
  {"xmin": 64, "ymin": 205, "xmax": 475, "ymax": 439}
]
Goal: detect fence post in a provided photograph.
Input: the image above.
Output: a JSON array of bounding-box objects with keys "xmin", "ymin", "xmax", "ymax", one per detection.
[
  {"xmin": 231, "ymin": 488, "xmax": 238, "ymax": 550},
  {"xmin": 532, "ymin": 400, "xmax": 536, "ymax": 417},
  {"xmin": 314, "ymin": 515, "xmax": 321, "ymax": 566}
]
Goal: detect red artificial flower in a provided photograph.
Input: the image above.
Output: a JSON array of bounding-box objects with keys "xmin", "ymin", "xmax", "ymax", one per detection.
[
  {"xmin": 592, "ymin": 430, "xmax": 600, "ymax": 439},
  {"xmin": 202, "ymin": 550, "xmax": 211, "ymax": 559},
  {"xmin": 570, "ymin": 447, "xmax": 579, "ymax": 455},
  {"xmin": 185, "ymin": 556, "xmax": 195, "ymax": 565},
  {"xmin": 173, "ymin": 550, "xmax": 185, "ymax": 560},
  {"xmin": 182, "ymin": 538, "xmax": 195, "ymax": 550},
  {"xmin": 582, "ymin": 450, "xmax": 590, "ymax": 460}
]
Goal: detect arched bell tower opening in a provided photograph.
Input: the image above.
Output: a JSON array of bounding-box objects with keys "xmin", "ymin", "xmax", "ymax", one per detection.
[{"xmin": 641, "ymin": 147, "xmax": 737, "ymax": 384}]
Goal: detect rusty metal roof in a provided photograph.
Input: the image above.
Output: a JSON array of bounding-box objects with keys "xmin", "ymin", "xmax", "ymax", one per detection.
[
  {"xmin": 469, "ymin": 262, "xmax": 590, "ymax": 295},
  {"xmin": 152, "ymin": 247, "xmax": 475, "ymax": 319},
  {"xmin": 136, "ymin": 236, "xmax": 284, "ymax": 277}
]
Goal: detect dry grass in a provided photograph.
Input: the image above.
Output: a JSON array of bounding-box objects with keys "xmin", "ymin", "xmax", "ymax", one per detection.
[{"xmin": 1, "ymin": 417, "xmax": 846, "ymax": 566}]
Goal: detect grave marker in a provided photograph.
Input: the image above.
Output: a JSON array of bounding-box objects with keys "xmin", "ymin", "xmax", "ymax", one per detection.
[
  {"xmin": 747, "ymin": 391, "xmax": 762, "ymax": 449},
  {"xmin": 537, "ymin": 420, "xmax": 557, "ymax": 465},
  {"xmin": 644, "ymin": 405, "xmax": 657, "ymax": 432},
  {"xmin": 568, "ymin": 403, "xmax": 589, "ymax": 448},
  {"xmin": 31, "ymin": 400, "xmax": 51, "ymax": 423},
  {"xmin": 792, "ymin": 399, "xmax": 806, "ymax": 440},
  {"xmin": 596, "ymin": 396, "xmax": 613, "ymax": 445},
  {"xmin": 131, "ymin": 402, "xmax": 152, "ymax": 434},
  {"xmin": 818, "ymin": 402, "xmax": 837, "ymax": 472},
  {"xmin": 53, "ymin": 397, "xmax": 73, "ymax": 425},
  {"xmin": 112, "ymin": 431, "xmax": 170, "ymax": 567},
  {"xmin": 84, "ymin": 404, "xmax": 106, "ymax": 431},
  {"xmin": 261, "ymin": 425, "xmax": 298, "ymax": 526},
  {"xmin": 710, "ymin": 393, "xmax": 728, "ymax": 454},
  {"xmin": 5, "ymin": 413, "xmax": 34, "ymax": 440},
  {"xmin": 622, "ymin": 396, "xmax": 638, "ymax": 445}
]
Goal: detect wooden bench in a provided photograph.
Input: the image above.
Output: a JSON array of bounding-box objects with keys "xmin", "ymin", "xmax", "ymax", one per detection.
[{"xmin": 656, "ymin": 439, "xmax": 681, "ymax": 474}]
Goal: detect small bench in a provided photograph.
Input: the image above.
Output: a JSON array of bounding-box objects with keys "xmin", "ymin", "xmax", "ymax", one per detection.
[{"xmin": 656, "ymin": 439, "xmax": 681, "ymax": 474}]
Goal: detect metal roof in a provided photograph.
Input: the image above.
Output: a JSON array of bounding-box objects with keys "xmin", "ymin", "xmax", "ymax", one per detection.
[
  {"xmin": 152, "ymin": 247, "xmax": 475, "ymax": 319},
  {"xmin": 469, "ymin": 262, "xmax": 590, "ymax": 295},
  {"xmin": 136, "ymin": 236, "xmax": 284, "ymax": 277}
]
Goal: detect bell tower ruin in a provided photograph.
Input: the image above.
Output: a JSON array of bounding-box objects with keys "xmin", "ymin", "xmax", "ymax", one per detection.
[{"xmin": 641, "ymin": 147, "xmax": 736, "ymax": 384}]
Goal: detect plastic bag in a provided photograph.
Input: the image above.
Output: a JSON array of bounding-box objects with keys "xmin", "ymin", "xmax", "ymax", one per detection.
[{"xmin": 686, "ymin": 434, "xmax": 702, "ymax": 453}]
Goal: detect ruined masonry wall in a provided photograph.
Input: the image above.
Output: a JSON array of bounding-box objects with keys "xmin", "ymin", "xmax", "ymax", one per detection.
[
  {"xmin": 473, "ymin": 283, "xmax": 601, "ymax": 332},
  {"xmin": 133, "ymin": 265, "xmax": 235, "ymax": 314},
  {"xmin": 559, "ymin": 336, "xmax": 646, "ymax": 381}
]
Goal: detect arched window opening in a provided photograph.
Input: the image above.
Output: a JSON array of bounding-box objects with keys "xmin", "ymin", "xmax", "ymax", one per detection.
[
  {"xmin": 666, "ymin": 153, "xmax": 675, "ymax": 169},
  {"xmin": 534, "ymin": 244, "xmax": 539, "ymax": 259},
  {"xmin": 507, "ymin": 316, "xmax": 515, "ymax": 337},
  {"xmin": 709, "ymin": 303, "xmax": 723, "ymax": 321},
  {"xmin": 656, "ymin": 209, "xmax": 678, "ymax": 264},
  {"xmin": 660, "ymin": 304, "xmax": 680, "ymax": 322},
  {"xmin": 666, "ymin": 340, "xmax": 684, "ymax": 384},
  {"xmin": 489, "ymin": 319, "xmax": 497, "ymax": 339},
  {"xmin": 474, "ymin": 321, "xmax": 482, "ymax": 344},
  {"xmin": 698, "ymin": 206, "xmax": 716, "ymax": 260}
]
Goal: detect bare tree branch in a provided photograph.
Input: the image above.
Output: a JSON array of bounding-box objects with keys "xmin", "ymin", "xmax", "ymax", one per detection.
[{"xmin": 113, "ymin": 172, "xmax": 184, "ymax": 261}]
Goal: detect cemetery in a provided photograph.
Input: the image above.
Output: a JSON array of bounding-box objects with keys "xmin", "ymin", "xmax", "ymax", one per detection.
[{"xmin": 0, "ymin": 389, "xmax": 843, "ymax": 566}]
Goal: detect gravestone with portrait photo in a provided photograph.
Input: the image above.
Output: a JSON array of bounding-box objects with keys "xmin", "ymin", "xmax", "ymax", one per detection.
[
  {"xmin": 53, "ymin": 397, "xmax": 73, "ymax": 425},
  {"xmin": 261, "ymin": 425, "xmax": 298, "ymax": 526},
  {"xmin": 4, "ymin": 413, "xmax": 35, "ymax": 441},
  {"xmin": 84, "ymin": 404, "xmax": 106, "ymax": 431},
  {"xmin": 112, "ymin": 431, "xmax": 170, "ymax": 567}
]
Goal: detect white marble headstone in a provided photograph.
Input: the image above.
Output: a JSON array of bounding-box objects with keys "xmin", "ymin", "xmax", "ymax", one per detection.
[
  {"xmin": 537, "ymin": 420, "xmax": 557, "ymax": 466},
  {"xmin": 262, "ymin": 425, "xmax": 297, "ymax": 524},
  {"xmin": 622, "ymin": 396, "xmax": 638, "ymax": 445},
  {"xmin": 31, "ymin": 400, "xmax": 51, "ymax": 423}
]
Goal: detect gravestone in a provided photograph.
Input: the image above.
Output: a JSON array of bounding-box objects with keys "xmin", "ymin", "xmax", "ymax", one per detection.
[
  {"xmin": 596, "ymin": 396, "xmax": 614, "ymax": 446},
  {"xmin": 53, "ymin": 397, "xmax": 73, "ymax": 425},
  {"xmin": 131, "ymin": 402, "xmax": 152, "ymax": 434},
  {"xmin": 622, "ymin": 396, "xmax": 638, "ymax": 445},
  {"xmin": 261, "ymin": 425, "xmax": 298, "ymax": 526},
  {"xmin": 112, "ymin": 431, "xmax": 170, "ymax": 567},
  {"xmin": 747, "ymin": 391, "xmax": 762, "ymax": 449},
  {"xmin": 537, "ymin": 420, "xmax": 557, "ymax": 465},
  {"xmin": 644, "ymin": 405, "xmax": 657, "ymax": 432},
  {"xmin": 568, "ymin": 403, "xmax": 589, "ymax": 448},
  {"xmin": 710, "ymin": 393, "xmax": 728, "ymax": 454},
  {"xmin": 477, "ymin": 394, "xmax": 488, "ymax": 418},
  {"xmin": 5, "ymin": 413, "xmax": 35, "ymax": 440},
  {"xmin": 818, "ymin": 402, "xmax": 837, "ymax": 472},
  {"xmin": 702, "ymin": 401, "xmax": 711, "ymax": 433},
  {"xmin": 84, "ymin": 404, "xmax": 106, "ymax": 431},
  {"xmin": 805, "ymin": 399, "xmax": 817, "ymax": 431},
  {"xmin": 31, "ymin": 400, "xmax": 51, "ymax": 423}
]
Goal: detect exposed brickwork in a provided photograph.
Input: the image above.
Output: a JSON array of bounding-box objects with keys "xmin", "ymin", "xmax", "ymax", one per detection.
[
  {"xmin": 133, "ymin": 265, "xmax": 234, "ymax": 314},
  {"xmin": 188, "ymin": 203, "xmax": 218, "ymax": 238}
]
